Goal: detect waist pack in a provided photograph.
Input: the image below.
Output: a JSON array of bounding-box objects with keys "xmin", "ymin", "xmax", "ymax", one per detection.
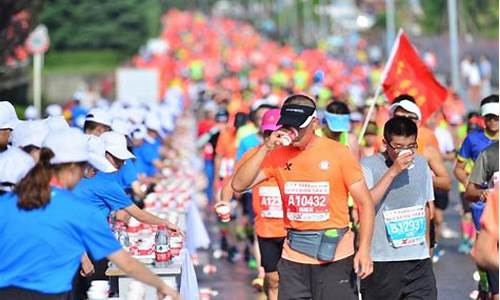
[{"xmin": 287, "ymin": 227, "xmax": 348, "ymax": 261}]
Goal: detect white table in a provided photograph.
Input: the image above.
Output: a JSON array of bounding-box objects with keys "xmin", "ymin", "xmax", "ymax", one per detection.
[{"xmin": 106, "ymin": 260, "xmax": 182, "ymax": 300}]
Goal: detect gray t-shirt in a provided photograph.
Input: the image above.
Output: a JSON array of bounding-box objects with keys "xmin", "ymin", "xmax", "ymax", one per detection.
[
  {"xmin": 362, "ymin": 153, "xmax": 434, "ymax": 262},
  {"xmin": 469, "ymin": 142, "xmax": 499, "ymax": 188}
]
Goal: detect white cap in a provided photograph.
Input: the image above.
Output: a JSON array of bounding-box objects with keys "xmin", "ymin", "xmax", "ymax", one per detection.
[
  {"xmin": 100, "ymin": 131, "xmax": 135, "ymax": 160},
  {"xmin": 45, "ymin": 104, "xmax": 63, "ymax": 117},
  {"xmin": 0, "ymin": 147, "xmax": 35, "ymax": 185},
  {"xmin": 481, "ymin": 102, "xmax": 499, "ymax": 117},
  {"xmin": 128, "ymin": 107, "xmax": 147, "ymax": 124},
  {"xmin": 44, "ymin": 116, "xmax": 70, "ymax": 131},
  {"xmin": 389, "ymin": 100, "xmax": 422, "ymax": 121},
  {"xmin": 130, "ymin": 125, "xmax": 148, "ymax": 140},
  {"xmin": 85, "ymin": 108, "xmax": 111, "ymax": 127},
  {"xmin": 24, "ymin": 105, "xmax": 39, "ymax": 120},
  {"xmin": 42, "ymin": 128, "xmax": 89, "ymax": 165},
  {"xmin": 0, "ymin": 101, "xmax": 19, "ymax": 129},
  {"xmin": 87, "ymin": 135, "xmax": 117, "ymax": 173},
  {"xmin": 145, "ymin": 113, "xmax": 165, "ymax": 137},
  {"xmin": 111, "ymin": 118, "xmax": 132, "ymax": 136},
  {"xmin": 11, "ymin": 120, "xmax": 49, "ymax": 148}
]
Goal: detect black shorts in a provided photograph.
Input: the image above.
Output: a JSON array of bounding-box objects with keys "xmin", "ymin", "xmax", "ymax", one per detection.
[
  {"xmin": 0, "ymin": 287, "xmax": 69, "ymax": 300},
  {"xmin": 257, "ymin": 237, "xmax": 285, "ymax": 273},
  {"xmin": 434, "ymin": 188, "xmax": 449, "ymax": 210},
  {"xmin": 460, "ymin": 192, "xmax": 472, "ymax": 213},
  {"xmin": 487, "ymin": 268, "xmax": 499, "ymax": 294},
  {"xmin": 277, "ymin": 256, "xmax": 357, "ymax": 300},
  {"xmin": 361, "ymin": 258, "xmax": 437, "ymax": 300}
]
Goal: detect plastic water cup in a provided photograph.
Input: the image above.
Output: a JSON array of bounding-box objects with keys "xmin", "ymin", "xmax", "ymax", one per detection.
[
  {"xmin": 215, "ymin": 204, "xmax": 231, "ymax": 222},
  {"xmin": 398, "ymin": 149, "xmax": 415, "ymax": 169}
]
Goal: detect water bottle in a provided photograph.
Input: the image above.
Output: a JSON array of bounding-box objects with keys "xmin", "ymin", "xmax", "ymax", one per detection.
[
  {"xmin": 155, "ymin": 224, "xmax": 171, "ymax": 268},
  {"xmin": 115, "ymin": 222, "xmax": 130, "ymax": 249}
]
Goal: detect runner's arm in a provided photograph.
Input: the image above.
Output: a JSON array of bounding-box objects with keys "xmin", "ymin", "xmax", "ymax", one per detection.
[
  {"xmin": 464, "ymin": 183, "xmax": 487, "ymax": 201},
  {"xmin": 349, "ymin": 179, "xmax": 375, "ymax": 279},
  {"xmin": 453, "ymin": 160, "xmax": 469, "ymax": 186},
  {"xmin": 232, "ymin": 146, "xmax": 269, "ymax": 192},
  {"xmin": 474, "ymin": 229, "xmax": 499, "ymax": 271},
  {"xmin": 425, "ymin": 145, "xmax": 452, "ymax": 191}
]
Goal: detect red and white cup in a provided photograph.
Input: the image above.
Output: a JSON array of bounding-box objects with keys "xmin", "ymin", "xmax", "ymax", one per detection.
[
  {"xmin": 215, "ymin": 204, "xmax": 231, "ymax": 223},
  {"xmin": 280, "ymin": 128, "xmax": 299, "ymax": 146}
]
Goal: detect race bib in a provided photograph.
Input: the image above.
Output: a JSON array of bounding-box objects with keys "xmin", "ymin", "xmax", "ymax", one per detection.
[
  {"xmin": 284, "ymin": 181, "xmax": 330, "ymax": 222},
  {"xmin": 259, "ymin": 186, "xmax": 283, "ymax": 218},
  {"xmin": 383, "ymin": 205, "xmax": 426, "ymax": 248}
]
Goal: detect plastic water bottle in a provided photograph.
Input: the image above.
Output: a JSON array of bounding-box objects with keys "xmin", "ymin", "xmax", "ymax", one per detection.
[
  {"xmin": 155, "ymin": 224, "xmax": 171, "ymax": 268},
  {"xmin": 115, "ymin": 222, "xmax": 130, "ymax": 249}
]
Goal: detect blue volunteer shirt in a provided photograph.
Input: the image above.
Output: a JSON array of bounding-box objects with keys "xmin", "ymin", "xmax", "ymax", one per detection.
[
  {"xmin": 458, "ymin": 129, "xmax": 497, "ymax": 162},
  {"xmin": 0, "ymin": 188, "xmax": 121, "ymax": 294},
  {"xmin": 118, "ymin": 159, "xmax": 139, "ymax": 189},
  {"xmin": 73, "ymin": 171, "xmax": 133, "ymax": 218},
  {"xmin": 133, "ymin": 139, "xmax": 161, "ymax": 176}
]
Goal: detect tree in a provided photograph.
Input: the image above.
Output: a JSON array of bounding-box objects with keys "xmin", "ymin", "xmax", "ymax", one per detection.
[{"xmin": 40, "ymin": 0, "xmax": 162, "ymax": 54}]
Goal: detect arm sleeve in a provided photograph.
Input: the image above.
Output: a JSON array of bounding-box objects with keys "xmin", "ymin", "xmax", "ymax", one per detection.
[
  {"xmin": 81, "ymin": 207, "xmax": 122, "ymax": 260},
  {"xmin": 98, "ymin": 182, "xmax": 133, "ymax": 212},
  {"xmin": 469, "ymin": 152, "xmax": 488, "ymax": 185}
]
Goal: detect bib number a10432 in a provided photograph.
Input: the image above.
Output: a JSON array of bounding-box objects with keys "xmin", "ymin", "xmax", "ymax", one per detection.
[{"xmin": 284, "ymin": 181, "xmax": 330, "ymax": 222}]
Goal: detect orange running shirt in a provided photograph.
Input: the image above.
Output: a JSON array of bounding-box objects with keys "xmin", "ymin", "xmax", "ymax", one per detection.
[
  {"xmin": 237, "ymin": 147, "xmax": 287, "ymax": 238},
  {"xmin": 215, "ymin": 127, "xmax": 237, "ymax": 178},
  {"xmin": 261, "ymin": 136, "xmax": 363, "ymax": 264},
  {"xmin": 417, "ymin": 126, "xmax": 439, "ymax": 155}
]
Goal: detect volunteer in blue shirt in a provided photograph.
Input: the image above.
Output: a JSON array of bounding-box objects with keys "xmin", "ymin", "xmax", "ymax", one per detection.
[
  {"xmin": 133, "ymin": 118, "xmax": 165, "ymax": 177},
  {"xmin": 0, "ymin": 128, "xmax": 179, "ymax": 300},
  {"xmin": 74, "ymin": 131, "xmax": 181, "ymax": 229}
]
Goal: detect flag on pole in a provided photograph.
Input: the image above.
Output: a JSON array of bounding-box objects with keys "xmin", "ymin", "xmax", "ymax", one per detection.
[{"xmin": 381, "ymin": 29, "xmax": 448, "ymax": 122}]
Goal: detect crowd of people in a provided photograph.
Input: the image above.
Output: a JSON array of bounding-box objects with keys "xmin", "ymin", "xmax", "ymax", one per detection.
[{"xmin": 0, "ymin": 9, "xmax": 498, "ymax": 300}]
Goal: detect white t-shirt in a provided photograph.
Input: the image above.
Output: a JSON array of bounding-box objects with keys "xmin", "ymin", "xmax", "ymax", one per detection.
[{"xmin": 434, "ymin": 127, "xmax": 455, "ymax": 154}]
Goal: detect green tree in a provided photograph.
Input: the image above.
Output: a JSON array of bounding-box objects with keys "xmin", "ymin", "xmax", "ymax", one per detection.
[{"xmin": 40, "ymin": 0, "xmax": 162, "ymax": 54}]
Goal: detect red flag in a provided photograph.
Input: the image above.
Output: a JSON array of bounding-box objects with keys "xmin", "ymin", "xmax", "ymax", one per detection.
[{"xmin": 381, "ymin": 30, "xmax": 448, "ymax": 122}]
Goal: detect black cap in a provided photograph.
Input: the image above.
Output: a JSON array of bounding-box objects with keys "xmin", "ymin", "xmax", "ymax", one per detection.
[
  {"xmin": 215, "ymin": 109, "xmax": 229, "ymax": 123},
  {"xmin": 277, "ymin": 104, "xmax": 316, "ymax": 129}
]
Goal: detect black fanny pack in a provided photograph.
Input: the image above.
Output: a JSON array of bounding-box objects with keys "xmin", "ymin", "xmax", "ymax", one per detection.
[{"xmin": 287, "ymin": 227, "xmax": 348, "ymax": 261}]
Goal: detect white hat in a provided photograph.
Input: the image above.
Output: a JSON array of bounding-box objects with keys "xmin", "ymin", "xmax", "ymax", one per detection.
[
  {"xmin": 0, "ymin": 147, "xmax": 35, "ymax": 186},
  {"xmin": 42, "ymin": 128, "xmax": 89, "ymax": 165},
  {"xmin": 45, "ymin": 104, "xmax": 63, "ymax": 117},
  {"xmin": 111, "ymin": 118, "xmax": 132, "ymax": 136},
  {"xmin": 44, "ymin": 116, "xmax": 70, "ymax": 131},
  {"xmin": 145, "ymin": 113, "xmax": 165, "ymax": 137},
  {"xmin": 24, "ymin": 105, "xmax": 39, "ymax": 120},
  {"xmin": 481, "ymin": 102, "xmax": 499, "ymax": 117},
  {"xmin": 130, "ymin": 125, "xmax": 148, "ymax": 140},
  {"xmin": 87, "ymin": 135, "xmax": 117, "ymax": 173},
  {"xmin": 11, "ymin": 120, "xmax": 49, "ymax": 148},
  {"xmin": 100, "ymin": 131, "xmax": 135, "ymax": 160},
  {"xmin": 85, "ymin": 108, "xmax": 111, "ymax": 127},
  {"xmin": 0, "ymin": 101, "xmax": 19, "ymax": 129},
  {"xmin": 389, "ymin": 100, "xmax": 422, "ymax": 121}
]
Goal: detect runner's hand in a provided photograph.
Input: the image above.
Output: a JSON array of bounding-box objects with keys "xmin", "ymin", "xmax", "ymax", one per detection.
[
  {"xmin": 167, "ymin": 223, "xmax": 184, "ymax": 237},
  {"xmin": 265, "ymin": 130, "xmax": 286, "ymax": 150},
  {"xmin": 390, "ymin": 151, "xmax": 413, "ymax": 175},
  {"xmin": 354, "ymin": 248, "xmax": 373, "ymax": 279},
  {"xmin": 480, "ymin": 190, "xmax": 489, "ymax": 201},
  {"xmin": 157, "ymin": 284, "xmax": 181, "ymax": 300}
]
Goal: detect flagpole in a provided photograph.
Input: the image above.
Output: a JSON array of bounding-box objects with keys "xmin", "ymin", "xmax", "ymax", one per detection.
[
  {"xmin": 357, "ymin": 29, "xmax": 404, "ymax": 144},
  {"xmin": 357, "ymin": 85, "xmax": 382, "ymax": 144}
]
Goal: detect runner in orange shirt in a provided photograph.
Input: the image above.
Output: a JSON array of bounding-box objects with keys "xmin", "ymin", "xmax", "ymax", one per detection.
[
  {"xmin": 217, "ymin": 109, "xmax": 286, "ymax": 300},
  {"xmin": 232, "ymin": 94, "xmax": 374, "ymax": 300}
]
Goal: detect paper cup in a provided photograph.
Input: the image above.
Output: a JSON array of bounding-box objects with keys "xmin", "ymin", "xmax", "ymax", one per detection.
[
  {"xmin": 216, "ymin": 204, "xmax": 231, "ymax": 222},
  {"xmin": 398, "ymin": 149, "xmax": 415, "ymax": 169}
]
